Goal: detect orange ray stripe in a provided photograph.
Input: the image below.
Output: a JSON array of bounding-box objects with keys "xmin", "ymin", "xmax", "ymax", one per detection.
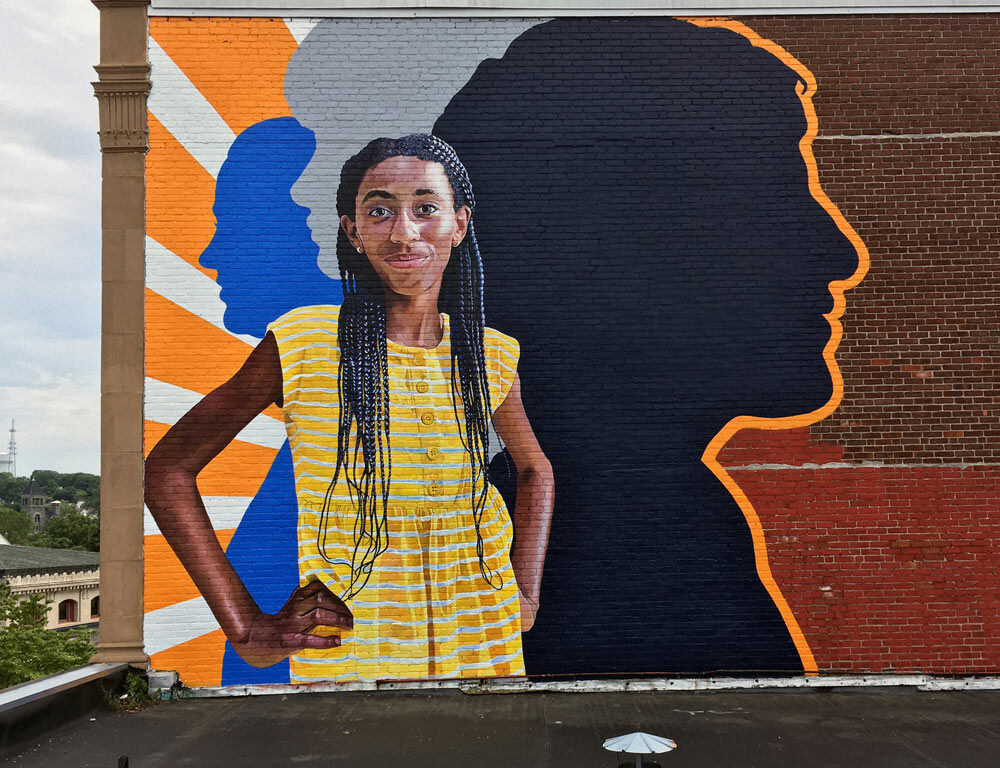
[
  {"xmin": 145, "ymin": 289, "xmax": 283, "ymax": 421},
  {"xmin": 146, "ymin": 113, "xmax": 217, "ymax": 276},
  {"xmin": 150, "ymin": 17, "xmax": 295, "ymax": 135},
  {"xmin": 146, "ymin": 288, "xmax": 251, "ymax": 392},
  {"xmin": 144, "ymin": 421, "xmax": 277, "ymax": 497},
  {"xmin": 144, "ymin": 530, "xmax": 236, "ymax": 613},
  {"xmin": 150, "ymin": 629, "xmax": 226, "ymax": 688}
]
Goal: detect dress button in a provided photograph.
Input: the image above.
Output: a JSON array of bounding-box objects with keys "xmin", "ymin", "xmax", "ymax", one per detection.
[
  {"xmin": 428, "ymin": 482, "xmax": 443, "ymax": 497},
  {"xmin": 415, "ymin": 381, "xmax": 429, "ymax": 394},
  {"xmin": 283, "ymin": 410, "xmax": 294, "ymax": 424},
  {"xmin": 426, "ymin": 446, "xmax": 440, "ymax": 460},
  {"xmin": 413, "ymin": 352, "xmax": 425, "ymax": 365},
  {"xmin": 420, "ymin": 411, "xmax": 435, "ymax": 425}
]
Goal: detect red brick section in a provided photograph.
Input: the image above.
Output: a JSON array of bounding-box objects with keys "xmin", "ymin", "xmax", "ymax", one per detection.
[
  {"xmin": 732, "ymin": 461, "xmax": 1000, "ymax": 673},
  {"xmin": 720, "ymin": 15, "xmax": 1000, "ymax": 672}
]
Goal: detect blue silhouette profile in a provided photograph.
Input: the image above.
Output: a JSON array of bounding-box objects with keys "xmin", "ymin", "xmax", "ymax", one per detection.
[
  {"xmin": 200, "ymin": 117, "xmax": 341, "ymax": 338},
  {"xmin": 201, "ymin": 117, "xmax": 341, "ymax": 685}
]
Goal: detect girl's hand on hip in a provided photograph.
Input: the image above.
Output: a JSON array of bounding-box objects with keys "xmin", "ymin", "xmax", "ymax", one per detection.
[
  {"xmin": 231, "ymin": 580, "xmax": 354, "ymax": 668},
  {"xmin": 518, "ymin": 588, "xmax": 538, "ymax": 632}
]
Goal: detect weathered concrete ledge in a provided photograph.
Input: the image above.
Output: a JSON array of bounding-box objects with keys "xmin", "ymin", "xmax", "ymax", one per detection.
[
  {"xmin": 0, "ymin": 663, "xmax": 128, "ymax": 750},
  {"xmin": 166, "ymin": 673, "xmax": 1000, "ymax": 699}
]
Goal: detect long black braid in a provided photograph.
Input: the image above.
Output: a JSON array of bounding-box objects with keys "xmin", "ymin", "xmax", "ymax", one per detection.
[{"xmin": 321, "ymin": 134, "xmax": 501, "ymax": 599}]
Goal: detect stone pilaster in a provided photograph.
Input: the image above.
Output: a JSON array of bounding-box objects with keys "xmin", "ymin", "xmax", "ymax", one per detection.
[{"xmin": 91, "ymin": 0, "xmax": 150, "ymax": 666}]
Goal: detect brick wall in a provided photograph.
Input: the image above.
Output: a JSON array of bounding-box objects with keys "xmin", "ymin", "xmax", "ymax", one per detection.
[
  {"xmin": 722, "ymin": 14, "xmax": 1000, "ymax": 671},
  {"xmin": 143, "ymin": 13, "xmax": 1000, "ymax": 683}
]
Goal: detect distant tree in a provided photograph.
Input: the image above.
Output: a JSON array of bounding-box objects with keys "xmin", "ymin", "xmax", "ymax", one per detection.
[
  {"xmin": 0, "ymin": 584, "xmax": 95, "ymax": 689},
  {"xmin": 0, "ymin": 506, "xmax": 33, "ymax": 545},
  {"xmin": 30, "ymin": 471, "xmax": 100, "ymax": 514},
  {"xmin": 29, "ymin": 510, "xmax": 100, "ymax": 552},
  {"xmin": 0, "ymin": 474, "xmax": 29, "ymax": 510}
]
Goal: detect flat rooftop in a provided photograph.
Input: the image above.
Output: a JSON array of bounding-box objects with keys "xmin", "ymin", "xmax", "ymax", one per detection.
[{"xmin": 5, "ymin": 688, "xmax": 1000, "ymax": 767}]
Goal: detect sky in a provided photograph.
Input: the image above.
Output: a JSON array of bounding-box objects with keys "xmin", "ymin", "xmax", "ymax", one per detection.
[{"xmin": 0, "ymin": 1, "xmax": 101, "ymax": 476}]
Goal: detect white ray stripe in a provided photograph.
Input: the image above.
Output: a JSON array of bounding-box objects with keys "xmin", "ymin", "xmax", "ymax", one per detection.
[
  {"xmin": 145, "ymin": 377, "xmax": 287, "ymax": 450},
  {"xmin": 145, "ymin": 237, "xmax": 260, "ymax": 346},
  {"xmin": 144, "ymin": 597, "xmax": 219, "ymax": 655},
  {"xmin": 147, "ymin": 36, "xmax": 235, "ymax": 178},
  {"xmin": 283, "ymin": 18, "xmax": 318, "ymax": 45},
  {"xmin": 144, "ymin": 496, "xmax": 254, "ymax": 536}
]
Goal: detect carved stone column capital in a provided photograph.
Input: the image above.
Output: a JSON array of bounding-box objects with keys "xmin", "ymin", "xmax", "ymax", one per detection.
[
  {"xmin": 91, "ymin": 0, "xmax": 150, "ymax": 668},
  {"xmin": 92, "ymin": 65, "xmax": 151, "ymax": 153},
  {"xmin": 92, "ymin": 0, "xmax": 151, "ymax": 9}
]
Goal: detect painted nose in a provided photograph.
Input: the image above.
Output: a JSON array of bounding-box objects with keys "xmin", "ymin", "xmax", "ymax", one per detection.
[
  {"xmin": 389, "ymin": 211, "xmax": 419, "ymax": 244},
  {"xmin": 198, "ymin": 234, "xmax": 220, "ymax": 270}
]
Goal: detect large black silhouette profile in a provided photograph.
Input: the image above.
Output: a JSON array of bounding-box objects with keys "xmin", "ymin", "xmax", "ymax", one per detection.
[{"xmin": 434, "ymin": 17, "xmax": 859, "ymax": 674}]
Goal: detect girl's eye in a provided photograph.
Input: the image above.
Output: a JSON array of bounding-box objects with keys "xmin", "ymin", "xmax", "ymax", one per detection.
[
  {"xmin": 417, "ymin": 203, "xmax": 439, "ymax": 215},
  {"xmin": 368, "ymin": 206, "xmax": 391, "ymax": 218}
]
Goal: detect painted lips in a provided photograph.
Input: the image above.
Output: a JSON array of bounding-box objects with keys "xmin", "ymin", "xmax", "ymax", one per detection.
[{"xmin": 384, "ymin": 252, "xmax": 432, "ymax": 269}]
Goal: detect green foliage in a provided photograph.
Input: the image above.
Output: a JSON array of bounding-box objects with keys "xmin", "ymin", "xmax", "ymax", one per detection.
[
  {"xmin": 0, "ymin": 474, "xmax": 29, "ymax": 510},
  {"xmin": 28, "ymin": 471, "xmax": 100, "ymax": 513},
  {"xmin": 103, "ymin": 671, "xmax": 154, "ymax": 713},
  {"xmin": 0, "ymin": 583, "xmax": 96, "ymax": 690},
  {"xmin": 29, "ymin": 510, "xmax": 100, "ymax": 552},
  {"xmin": 0, "ymin": 505, "xmax": 33, "ymax": 544}
]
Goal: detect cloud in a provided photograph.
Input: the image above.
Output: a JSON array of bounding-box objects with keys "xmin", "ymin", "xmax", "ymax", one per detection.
[{"xmin": 0, "ymin": 1, "xmax": 101, "ymax": 476}]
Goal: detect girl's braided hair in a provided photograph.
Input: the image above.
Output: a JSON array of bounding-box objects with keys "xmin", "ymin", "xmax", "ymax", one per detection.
[{"xmin": 321, "ymin": 133, "xmax": 500, "ymax": 598}]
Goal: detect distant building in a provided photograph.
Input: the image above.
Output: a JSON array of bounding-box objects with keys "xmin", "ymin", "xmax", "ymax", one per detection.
[
  {"xmin": 20, "ymin": 479, "xmax": 59, "ymax": 532},
  {"xmin": 0, "ymin": 544, "xmax": 100, "ymax": 630}
]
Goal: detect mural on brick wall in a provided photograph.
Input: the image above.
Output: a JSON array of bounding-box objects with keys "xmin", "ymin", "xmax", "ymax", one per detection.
[{"xmin": 143, "ymin": 16, "xmax": 867, "ymax": 686}]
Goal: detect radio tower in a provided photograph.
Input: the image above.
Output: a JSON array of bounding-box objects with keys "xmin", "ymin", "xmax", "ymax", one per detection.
[{"xmin": 7, "ymin": 420, "xmax": 15, "ymax": 478}]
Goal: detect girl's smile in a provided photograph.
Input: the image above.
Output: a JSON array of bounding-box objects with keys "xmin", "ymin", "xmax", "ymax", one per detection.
[{"xmin": 341, "ymin": 155, "xmax": 471, "ymax": 297}]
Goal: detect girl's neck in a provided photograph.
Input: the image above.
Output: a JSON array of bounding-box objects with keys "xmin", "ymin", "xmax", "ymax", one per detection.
[{"xmin": 383, "ymin": 290, "xmax": 444, "ymax": 349}]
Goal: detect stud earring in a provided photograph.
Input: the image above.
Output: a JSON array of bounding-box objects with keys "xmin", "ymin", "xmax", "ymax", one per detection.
[{"xmin": 357, "ymin": 246, "xmax": 364, "ymax": 254}]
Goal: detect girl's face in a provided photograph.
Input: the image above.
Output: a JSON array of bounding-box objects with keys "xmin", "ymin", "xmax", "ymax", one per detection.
[{"xmin": 341, "ymin": 156, "xmax": 471, "ymax": 298}]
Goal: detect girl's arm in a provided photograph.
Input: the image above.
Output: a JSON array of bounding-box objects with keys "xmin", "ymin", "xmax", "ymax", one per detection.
[
  {"xmin": 491, "ymin": 374, "xmax": 554, "ymax": 631},
  {"xmin": 144, "ymin": 333, "xmax": 352, "ymax": 666}
]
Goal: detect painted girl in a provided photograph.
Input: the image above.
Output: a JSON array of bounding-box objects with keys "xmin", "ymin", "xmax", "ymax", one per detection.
[{"xmin": 145, "ymin": 134, "xmax": 554, "ymax": 682}]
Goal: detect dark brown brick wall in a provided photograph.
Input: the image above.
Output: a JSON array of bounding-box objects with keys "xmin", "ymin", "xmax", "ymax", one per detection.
[
  {"xmin": 744, "ymin": 15, "xmax": 1000, "ymax": 463},
  {"xmin": 721, "ymin": 15, "xmax": 1000, "ymax": 672},
  {"xmin": 746, "ymin": 14, "xmax": 1000, "ymax": 135}
]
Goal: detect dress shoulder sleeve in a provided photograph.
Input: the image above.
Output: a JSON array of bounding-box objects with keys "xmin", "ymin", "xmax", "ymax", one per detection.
[
  {"xmin": 484, "ymin": 326, "xmax": 520, "ymax": 410},
  {"xmin": 265, "ymin": 305, "xmax": 341, "ymax": 407}
]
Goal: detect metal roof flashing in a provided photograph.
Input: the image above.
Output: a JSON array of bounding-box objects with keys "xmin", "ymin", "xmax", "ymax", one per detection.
[{"xmin": 148, "ymin": 2, "xmax": 1000, "ymax": 17}]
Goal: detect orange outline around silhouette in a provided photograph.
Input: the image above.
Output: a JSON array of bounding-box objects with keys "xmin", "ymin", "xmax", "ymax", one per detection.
[
  {"xmin": 144, "ymin": 16, "xmax": 870, "ymax": 677},
  {"xmin": 682, "ymin": 17, "xmax": 871, "ymax": 675}
]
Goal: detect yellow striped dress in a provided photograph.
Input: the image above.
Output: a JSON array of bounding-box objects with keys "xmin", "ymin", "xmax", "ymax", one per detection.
[{"xmin": 267, "ymin": 305, "xmax": 524, "ymax": 682}]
